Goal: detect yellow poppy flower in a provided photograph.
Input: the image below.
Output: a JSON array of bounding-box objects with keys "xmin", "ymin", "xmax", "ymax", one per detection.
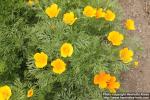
[
  {"xmin": 51, "ymin": 59, "xmax": 66, "ymax": 74},
  {"xmin": 107, "ymin": 76, "xmax": 120, "ymax": 93},
  {"xmin": 120, "ymin": 48, "xmax": 134, "ymax": 63},
  {"xmin": 94, "ymin": 72, "xmax": 111, "ymax": 89},
  {"xmin": 27, "ymin": 88, "xmax": 33, "ymax": 98},
  {"xmin": 83, "ymin": 6, "xmax": 96, "ymax": 17},
  {"xmin": 0, "ymin": 93, "xmax": 4, "ymax": 100},
  {"xmin": 94, "ymin": 72, "xmax": 120, "ymax": 93},
  {"xmin": 104, "ymin": 10, "xmax": 116, "ymax": 21},
  {"xmin": 0, "ymin": 85, "xmax": 12, "ymax": 100},
  {"xmin": 34, "ymin": 52, "xmax": 48, "ymax": 68},
  {"xmin": 125, "ymin": 19, "xmax": 136, "ymax": 30},
  {"xmin": 45, "ymin": 3, "xmax": 61, "ymax": 18},
  {"xmin": 96, "ymin": 8, "xmax": 106, "ymax": 19},
  {"xmin": 107, "ymin": 31, "xmax": 124, "ymax": 46},
  {"xmin": 63, "ymin": 12, "xmax": 77, "ymax": 25},
  {"xmin": 60, "ymin": 43, "xmax": 73, "ymax": 57}
]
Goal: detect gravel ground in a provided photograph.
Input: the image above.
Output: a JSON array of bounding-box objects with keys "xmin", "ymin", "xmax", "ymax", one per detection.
[{"xmin": 119, "ymin": 0, "xmax": 150, "ymax": 92}]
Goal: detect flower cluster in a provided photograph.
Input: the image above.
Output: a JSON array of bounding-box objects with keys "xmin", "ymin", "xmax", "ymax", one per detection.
[
  {"xmin": 34, "ymin": 43, "xmax": 73, "ymax": 74},
  {"xmin": 106, "ymin": 30, "xmax": 135, "ymax": 63},
  {"xmin": 44, "ymin": 3, "xmax": 137, "ymax": 64},
  {"xmin": 94, "ymin": 72, "xmax": 120, "ymax": 93},
  {"xmin": 0, "ymin": 0, "xmax": 139, "ymax": 100},
  {"xmin": 0, "ymin": 86, "xmax": 34, "ymax": 99},
  {"xmin": 45, "ymin": 4, "xmax": 117, "ymax": 26},
  {"xmin": 36, "ymin": 3, "xmax": 137, "ymax": 94},
  {"xmin": 107, "ymin": 30, "xmax": 135, "ymax": 64},
  {"xmin": 83, "ymin": 6, "xmax": 116, "ymax": 21},
  {"xmin": 106, "ymin": 19, "xmax": 136, "ymax": 64},
  {"xmin": 45, "ymin": 4, "xmax": 77, "ymax": 25}
]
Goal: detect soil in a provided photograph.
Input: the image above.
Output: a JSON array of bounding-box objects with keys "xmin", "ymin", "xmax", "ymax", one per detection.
[{"xmin": 119, "ymin": 0, "xmax": 150, "ymax": 92}]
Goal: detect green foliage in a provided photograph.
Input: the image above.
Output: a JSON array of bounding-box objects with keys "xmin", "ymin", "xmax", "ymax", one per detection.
[
  {"xmin": 0, "ymin": 0, "xmax": 39, "ymax": 82},
  {"xmin": 0, "ymin": 0, "xmax": 141, "ymax": 100}
]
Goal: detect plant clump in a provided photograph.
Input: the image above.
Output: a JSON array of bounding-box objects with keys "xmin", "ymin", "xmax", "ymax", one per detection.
[{"xmin": 0, "ymin": 0, "xmax": 141, "ymax": 100}]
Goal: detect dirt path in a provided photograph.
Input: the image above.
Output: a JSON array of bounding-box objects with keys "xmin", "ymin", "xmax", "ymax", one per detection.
[{"xmin": 119, "ymin": 0, "xmax": 150, "ymax": 92}]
